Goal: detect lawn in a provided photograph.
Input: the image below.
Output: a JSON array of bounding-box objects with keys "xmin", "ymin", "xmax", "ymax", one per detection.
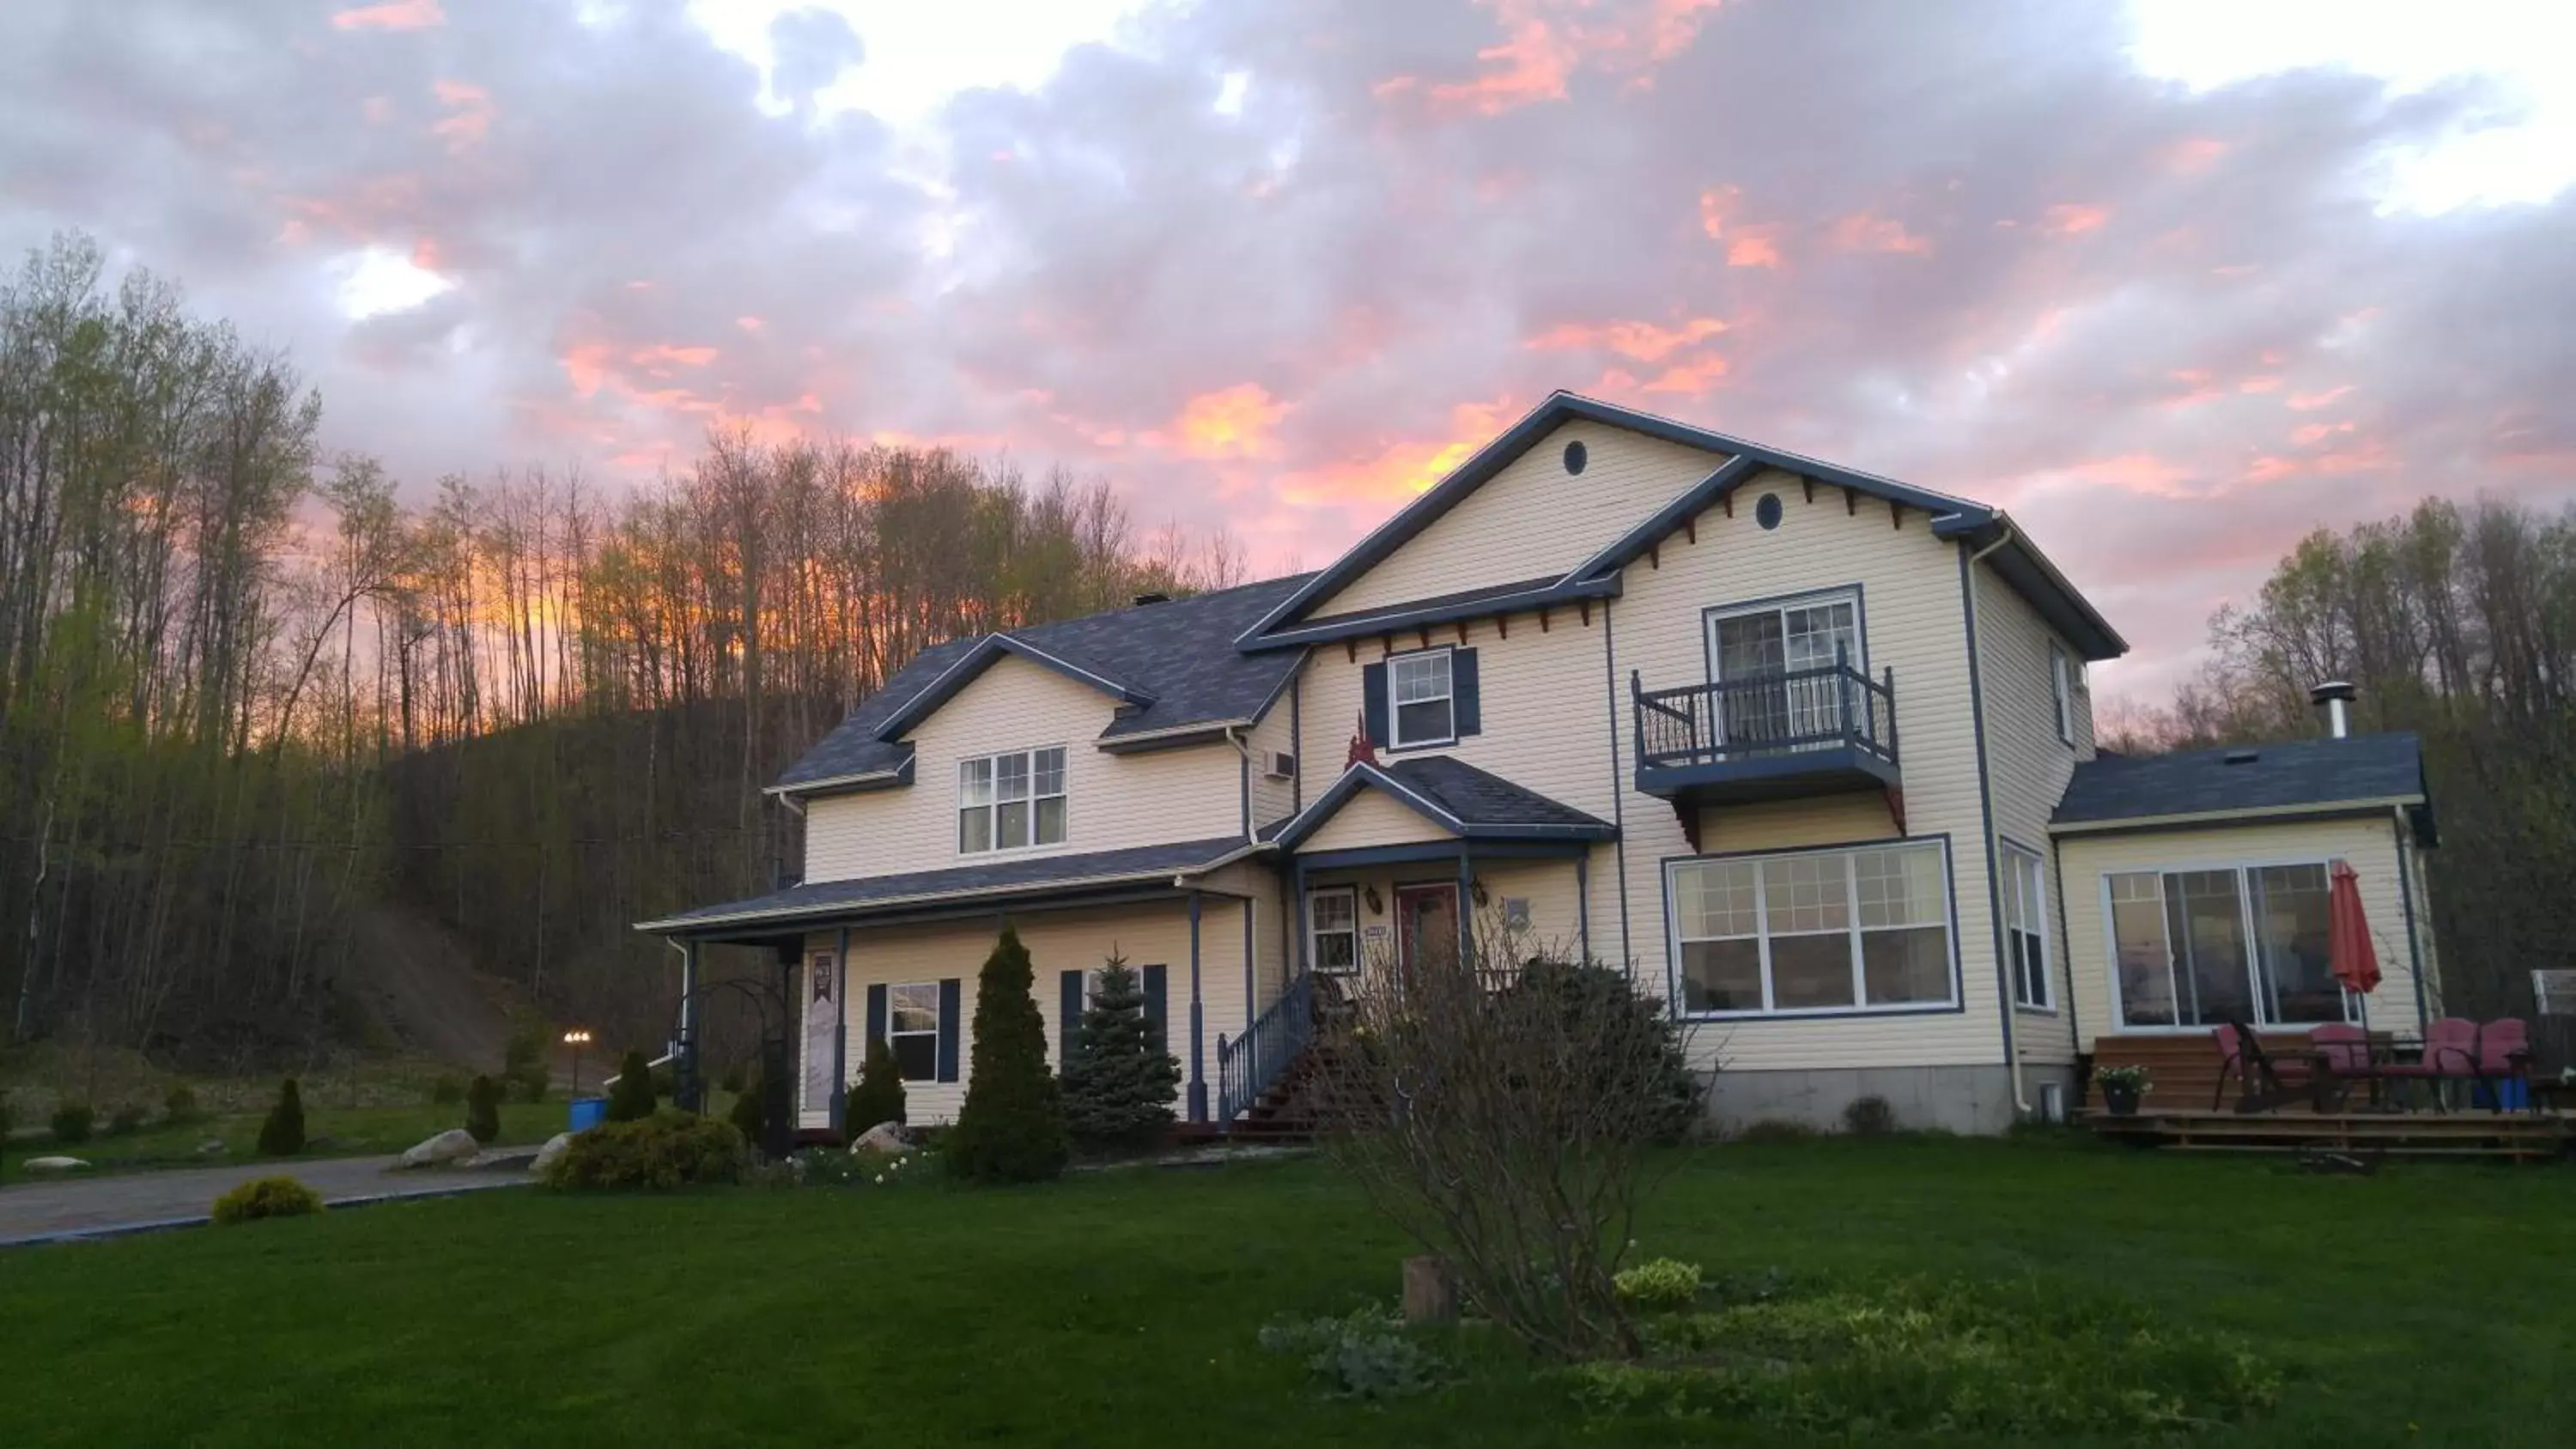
[
  {"xmin": 2, "ymin": 1137, "xmax": 2570, "ymax": 1447},
  {"xmin": 0, "ymin": 1099, "xmax": 569, "ymax": 1179}
]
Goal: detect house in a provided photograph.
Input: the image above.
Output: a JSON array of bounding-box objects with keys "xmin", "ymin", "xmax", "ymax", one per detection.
[{"xmin": 637, "ymin": 392, "xmax": 2439, "ymax": 1135}]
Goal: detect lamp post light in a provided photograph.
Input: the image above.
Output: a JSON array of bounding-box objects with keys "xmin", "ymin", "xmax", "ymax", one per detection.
[{"xmin": 562, "ymin": 1028, "xmax": 593, "ymax": 1097}]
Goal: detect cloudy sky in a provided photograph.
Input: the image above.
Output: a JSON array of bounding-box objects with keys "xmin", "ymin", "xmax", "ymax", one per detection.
[{"xmin": 7, "ymin": 0, "xmax": 2574, "ymax": 698}]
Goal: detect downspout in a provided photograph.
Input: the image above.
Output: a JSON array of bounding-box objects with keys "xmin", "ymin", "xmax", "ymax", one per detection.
[
  {"xmin": 2394, "ymin": 807, "xmax": 2432, "ymax": 1032},
  {"xmin": 666, "ymin": 937, "xmax": 700, "ymax": 1113},
  {"xmin": 1961, "ymin": 526, "xmax": 2032, "ymax": 1121},
  {"xmin": 1225, "ymin": 725, "xmax": 1254, "ymax": 840}
]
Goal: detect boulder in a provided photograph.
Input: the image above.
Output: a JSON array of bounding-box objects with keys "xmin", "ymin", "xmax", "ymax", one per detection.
[
  {"xmin": 398, "ymin": 1128, "xmax": 482, "ymax": 1169},
  {"xmin": 22, "ymin": 1155, "xmax": 88, "ymax": 1173},
  {"xmin": 849, "ymin": 1121, "xmax": 910, "ymax": 1155},
  {"xmin": 195, "ymin": 1138, "xmax": 228, "ymax": 1157},
  {"xmin": 530, "ymin": 1133, "xmax": 574, "ymax": 1176}
]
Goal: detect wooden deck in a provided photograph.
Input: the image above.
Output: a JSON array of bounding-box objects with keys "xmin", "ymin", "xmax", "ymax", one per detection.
[{"xmin": 2083, "ymin": 1106, "xmax": 2571, "ymax": 1161}]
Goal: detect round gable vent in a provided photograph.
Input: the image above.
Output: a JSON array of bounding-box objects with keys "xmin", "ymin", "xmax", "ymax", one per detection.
[
  {"xmin": 1563, "ymin": 440, "xmax": 1588, "ymax": 475},
  {"xmin": 1756, "ymin": 493, "xmax": 1784, "ymax": 530}
]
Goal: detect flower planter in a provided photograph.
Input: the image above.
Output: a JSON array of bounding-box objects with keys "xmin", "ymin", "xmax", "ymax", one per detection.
[{"xmin": 2101, "ymin": 1084, "xmax": 2142, "ymax": 1117}]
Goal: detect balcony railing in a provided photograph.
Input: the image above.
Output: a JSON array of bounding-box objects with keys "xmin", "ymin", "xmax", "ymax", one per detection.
[{"xmin": 1631, "ymin": 655, "xmax": 1898, "ymax": 800}]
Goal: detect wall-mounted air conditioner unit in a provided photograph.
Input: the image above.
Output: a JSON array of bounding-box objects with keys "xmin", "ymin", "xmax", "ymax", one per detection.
[{"xmin": 1263, "ymin": 750, "xmax": 1297, "ymax": 780}]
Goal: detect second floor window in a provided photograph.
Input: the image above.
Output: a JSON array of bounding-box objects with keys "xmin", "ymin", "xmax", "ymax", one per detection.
[
  {"xmin": 958, "ymin": 746, "xmax": 1066, "ymax": 853},
  {"xmin": 2050, "ymin": 646, "xmax": 2075, "ymax": 744},
  {"xmin": 1388, "ymin": 648, "xmax": 1455, "ymax": 748}
]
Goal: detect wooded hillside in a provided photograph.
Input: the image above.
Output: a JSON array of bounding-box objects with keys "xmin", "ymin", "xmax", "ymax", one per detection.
[{"xmin": 0, "ymin": 234, "xmax": 1240, "ymax": 1069}]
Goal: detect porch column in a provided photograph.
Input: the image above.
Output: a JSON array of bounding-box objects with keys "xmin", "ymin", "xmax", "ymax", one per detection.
[
  {"xmin": 1291, "ymin": 857, "xmax": 1309, "ymax": 976},
  {"xmin": 831, "ymin": 925, "xmax": 851, "ymax": 1136},
  {"xmin": 1241, "ymin": 896, "xmax": 1257, "ymax": 1088},
  {"xmin": 1456, "ymin": 846, "xmax": 1473, "ymax": 967},
  {"xmin": 1187, "ymin": 888, "xmax": 1207, "ymax": 1122},
  {"xmin": 1576, "ymin": 851, "xmax": 1592, "ymax": 962},
  {"xmin": 676, "ymin": 939, "xmax": 702, "ymax": 1113}
]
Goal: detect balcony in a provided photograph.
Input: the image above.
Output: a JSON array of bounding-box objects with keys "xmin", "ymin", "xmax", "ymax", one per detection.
[{"xmin": 1631, "ymin": 661, "xmax": 1899, "ymax": 805}]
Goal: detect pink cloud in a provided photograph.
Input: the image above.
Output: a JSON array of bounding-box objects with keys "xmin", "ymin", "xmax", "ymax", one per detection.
[
  {"xmin": 331, "ymin": 0, "xmax": 443, "ymax": 31},
  {"xmin": 1167, "ymin": 384, "xmax": 1288, "ymax": 460},
  {"xmin": 2287, "ymin": 385, "xmax": 2353, "ymax": 410},
  {"xmin": 1527, "ymin": 316, "xmax": 1727, "ymax": 363},
  {"xmin": 431, "ymin": 80, "xmax": 492, "ymax": 151},
  {"xmin": 2042, "ymin": 203, "xmax": 2109, "ymax": 238},
  {"xmin": 1825, "ymin": 212, "xmax": 1930, "ymax": 256}
]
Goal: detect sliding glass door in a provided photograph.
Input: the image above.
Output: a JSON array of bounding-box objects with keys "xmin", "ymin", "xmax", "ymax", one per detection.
[{"xmin": 2107, "ymin": 862, "xmax": 2347, "ymax": 1030}]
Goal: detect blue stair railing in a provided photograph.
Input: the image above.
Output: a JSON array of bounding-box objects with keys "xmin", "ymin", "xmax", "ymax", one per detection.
[{"xmin": 1216, "ymin": 972, "xmax": 1317, "ymax": 1125}]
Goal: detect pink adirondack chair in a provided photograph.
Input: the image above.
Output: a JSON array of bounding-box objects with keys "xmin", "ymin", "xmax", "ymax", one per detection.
[{"xmin": 2381, "ymin": 1017, "xmax": 2481, "ymax": 1112}]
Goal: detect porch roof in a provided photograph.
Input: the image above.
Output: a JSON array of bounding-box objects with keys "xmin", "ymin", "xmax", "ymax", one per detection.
[
  {"xmin": 1271, "ymin": 756, "xmax": 1618, "ymax": 852},
  {"xmin": 634, "ymin": 835, "xmax": 1262, "ymax": 937}
]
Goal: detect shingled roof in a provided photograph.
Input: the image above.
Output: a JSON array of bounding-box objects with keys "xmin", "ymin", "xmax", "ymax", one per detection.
[
  {"xmin": 2052, "ymin": 732, "xmax": 2433, "ymax": 837},
  {"xmin": 1272, "ymin": 755, "xmax": 1617, "ymax": 851},
  {"xmin": 772, "ymin": 573, "xmax": 1314, "ymax": 794},
  {"xmin": 636, "ymin": 836, "xmax": 1259, "ymax": 935}
]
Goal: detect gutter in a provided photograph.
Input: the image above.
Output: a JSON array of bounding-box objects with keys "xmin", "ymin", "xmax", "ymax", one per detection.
[{"xmin": 1961, "ymin": 525, "xmax": 2032, "ymax": 1121}]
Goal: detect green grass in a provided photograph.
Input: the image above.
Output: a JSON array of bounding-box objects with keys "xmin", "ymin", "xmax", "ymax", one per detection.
[
  {"xmin": 2, "ymin": 1137, "xmax": 2572, "ymax": 1446},
  {"xmin": 1, "ymin": 1100, "xmax": 568, "ymax": 1179}
]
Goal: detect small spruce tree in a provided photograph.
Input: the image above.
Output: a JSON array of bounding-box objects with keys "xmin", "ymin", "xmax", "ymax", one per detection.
[
  {"xmin": 257, "ymin": 1077, "xmax": 306, "ymax": 1156},
  {"xmin": 607, "ymin": 1049, "xmax": 658, "ymax": 1122},
  {"xmin": 465, "ymin": 1074, "xmax": 503, "ymax": 1143},
  {"xmin": 945, "ymin": 925, "xmax": 1069, "ymax": 1184},
  {"xmin": 727, "ymin": 1075, "xmax": 769, "ymax": 1149},
  {"xmin": 1060, "ymin": 953, "xmax": 1181, "ymax": 1149},
  {"xmin": 847, "ymin": 1036, "xmax": 907, "ymax": 1133}
]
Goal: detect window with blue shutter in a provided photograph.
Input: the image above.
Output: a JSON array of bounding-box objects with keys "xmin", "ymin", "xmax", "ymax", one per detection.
[
  {"xmin": 1060, "ymin": 969, "xmax": 1084, "ymax": 1066},
  {"xmin": 865, "ymin": 984, "xmax": 888, "ymax": 1053},
  {"xmin": 1362, "ymin": 661, "xmax": 1389, "ymax": 749},
  {"xmin": 935, "ymin": 977, "xmax": 963, "ymax": 1082},
  {"xmin": 1139, "ymin": 964, "xmax": 1170, "ymax": 1050},
  {"xmin": 1373, "ymin": 646, "xmax": 1479, "ymax": 749}
]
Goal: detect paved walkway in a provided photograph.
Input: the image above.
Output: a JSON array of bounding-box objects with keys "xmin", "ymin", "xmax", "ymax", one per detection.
[{"xmin": 0, "ymin": 1155, "xmax": 527, "ymax": 1246}]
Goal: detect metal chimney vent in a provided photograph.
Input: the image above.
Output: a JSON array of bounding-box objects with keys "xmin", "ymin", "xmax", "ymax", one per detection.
[{"xmin": 2308, "ymin": 681, "xmax": 2357, "ymax": 739}]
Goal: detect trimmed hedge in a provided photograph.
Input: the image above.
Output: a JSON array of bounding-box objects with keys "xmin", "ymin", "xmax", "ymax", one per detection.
[
  {"xmin": 542, "ymin": 1111, "xmax": 748, "ymax": 1190},
  {"xmin": 211, "ymin": 1176, "xmax": 325, "ymax": 1225}
]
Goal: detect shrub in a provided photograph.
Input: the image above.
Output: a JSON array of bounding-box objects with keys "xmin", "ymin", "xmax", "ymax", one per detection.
[
  {"xmin": 727, "ymin": 1076, "xmax": 770, "ymax": 1149},
  {"xmin": 108, "ymin": 1104, "xmax": 148, "ymax": 1137},
  {"xmin": 1060, "ymin": 953, "xmax": 1181, "ymax": 1149},
  {"xmin": 1258, "ymin": 1306, "xmax": 1448, "ymax": 1400},
  {"xmin": 162, "ymin": 1084, "xmax": 203, "ymax": 1126},
  {"xmin": 542, "ymin": 1111, "xmax": 748, "ymax": 1190},
  {"xmin": 465, "ymin": 1074, "xmax": 503, "ymax": 1143},
  {"xmin": 945, "ymin": 925, "xmax": 1069, "ymax": 1185},
  {"xmin": 717, "ymin": 1062, "xmax": 747, "ymax": 1097},
  {"xmin": 1841, "ymin": 1094, "xmax": 1898, "ymax": 1136},
  {"xmin": 1614, "ymin": 1258, "xmax": 1704, "ymax": 1313},
  {"xmin": 1734, "ymin": 1118, "xmax": 1817, "ymax": 1145},
  {"xmin": 847, "ymin": 1036, "xmax": 906, "ymax": 1132},
  {"xmin": 606, "ymin": 1049, "xmax": 658, "ymax": 1122},
  {"xmin": 211, "ymin": 1175, "xmax": 326, "ymax": 1225},
  {"xmin": 50, "ymin": 1102, "xmax": 94, "ymax": 1144},
  {"xmin": 429, "ymin": 1075, "xmax": 465, "ymax": 1106},
  {"xmin": 256, "ymin": 1078, "xmax": 306, "ymax": 1156}
]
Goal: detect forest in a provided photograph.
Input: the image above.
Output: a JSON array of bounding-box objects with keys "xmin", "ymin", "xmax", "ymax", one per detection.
[
  {"xmin": 1, "ymin": 230, "xmax": 2566, "ymax": 1076},
  {"xmin": 0, "ymin": 234, "xmax": 1241, "ymax": 1070}
]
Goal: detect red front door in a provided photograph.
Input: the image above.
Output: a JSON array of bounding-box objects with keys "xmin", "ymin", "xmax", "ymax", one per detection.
[{"xmin": 1394, "ymin": 883, "xmax": 1461, "ymax": 980}]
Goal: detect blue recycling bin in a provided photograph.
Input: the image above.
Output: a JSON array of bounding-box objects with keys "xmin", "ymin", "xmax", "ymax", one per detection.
[
  {"xmin": 568, "ymin": 1096, "xmax": 608, "ymax": 1132},
  {"xmin": 2472, "ymin": 1079, "xmax": 2530, "ymax": 1112}
]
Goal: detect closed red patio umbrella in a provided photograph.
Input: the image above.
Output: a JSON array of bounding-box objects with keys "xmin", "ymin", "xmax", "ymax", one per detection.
[{"xmin": 2329, "ymin": 861, "xmax": 2381, "ymax": 1020}]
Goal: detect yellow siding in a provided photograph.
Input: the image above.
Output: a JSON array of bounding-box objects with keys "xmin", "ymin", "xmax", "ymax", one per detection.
[
  {"xmin": 800, "ymin": 889, "xmax": 1265, "ymax": 1127},
  {"xmin": 1972, "ymin": 566, "xmax": 2089, "ymax": 1065},
  {"xmin": 1315, "ymin": 421, "xmax": 1723, "ymax": 616},
  {"xmin": 1614, "ymin": 470, "xmax": 2007, "ymax": 1072},
  {"xmin": 1245, "ymin": 688, "xmax": 1301, "ymax": 834},
  {"xmin": 1303, "ymin": 786, "xmax": 1455, "ymax": 852},
  {"xmin": 804, "ymin": 655, "xmax": 1242, "ymax": 883},
  {"xmin": 2057, "ymin": 815, "xmax": 2431, "ymax": 1043},
  {"xmin": 1299, "ymin": 850, "xmax": 1604, "ymax": 974}
]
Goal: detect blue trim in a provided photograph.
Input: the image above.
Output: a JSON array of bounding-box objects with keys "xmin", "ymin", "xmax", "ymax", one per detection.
[
  {"xmin": 1604, "ymin": 597, "xmax": 1633, "ymax": 979},
  {"xmin": 1656, "ymin": 833, "xmax": 1969, "ymax": 1022},
  {"xmin": 1959, "ymin": 543, "xmax": 2018, "ymax": 1086},
  {"xmin": 1242, "ymin": 894, "xmax": 1255, "ymax": 1049},
  {"xmin": 1249, "ymin": 574, "xmax": 1622, "ymax": 652},
  {"xmin": 1236, "ymin": 392, "xmax": 2003, "ymax": 648},
  {"xmin": 1059, "ymin": 968, "xmax": 1084, "ymax": 1066},
  {"xmin": 935, "ymin": 976, "xmax": 963, "ymax": 1082},
  {"xmin": 1563, "ymin": 439, "xmax": 1588, "ymax": 475},
  {"xmin": 2049, "ymin": 833, "xmax": 2082, "ymax": 1055},
  {"xmin": 1568, "ymin": 456, "xmax": 1760, "ymax": 581},
  {"xmin": 1634, "ymin": 745, "xmax": 1900, "ymax": 801},
  {"xmin": 1297, "ymin": 840, "xmax": 1594, "ymax": 871},
  {"xmin": 1270, "ymin": 761, "xmax": 1619, "ymax": 851},
  {"xmin": 873, "ymin": 634, "xmax": 1155, "ymax": 742},
  {"xmin": 1937, "ymin": 517, "xmax": 2127, "ymax": 661},
  {"xmin": 790, "ymin": 755, "xmax": 916, "ymax": 799},
  {"xmin": 1186, "ymin": 890, "xmax": 1206, "ymax": 1122},
  {"xmin": 2394, "ymin": 815, "xmax": 2431, "ymax": 1034},
  {"xmin": 1289, "ymin": 672, "xmax": 1303, "ymax": 813}
]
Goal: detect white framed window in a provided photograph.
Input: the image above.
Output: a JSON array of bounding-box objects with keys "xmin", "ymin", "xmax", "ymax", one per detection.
[
  {"xmin": 2049, "ymin": 646, "xmax": 2075, "ymax": 744},
  {"xmin": 1308, "ymin": 887, "xmax": 1359, "ymax": 973},
  {"xmin": 888, "ymin": 981, "xmax": 940, "ymax": 1082},
  {"xmin": 1387, "ymin": 648, "xmax": 1455, "ymax": 749},
  {"xmin": 958, "ymin": 746, "xmax": 1066, "ymax": 853},
  {"xmin": 1668, "ymin": 841, "xmax": 1954, "ymax": 1016},
  {"xmin": 1706, "ymin": 590, "xmax": 1863, "ymax": 749},
  {"xmin": 2002, "ymin": 843, "xmax": 2051, "ymax": 1009},
  {"xmin": 2105, "ymin": 860, "xmax": 2347, "ymax": 1031}
]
